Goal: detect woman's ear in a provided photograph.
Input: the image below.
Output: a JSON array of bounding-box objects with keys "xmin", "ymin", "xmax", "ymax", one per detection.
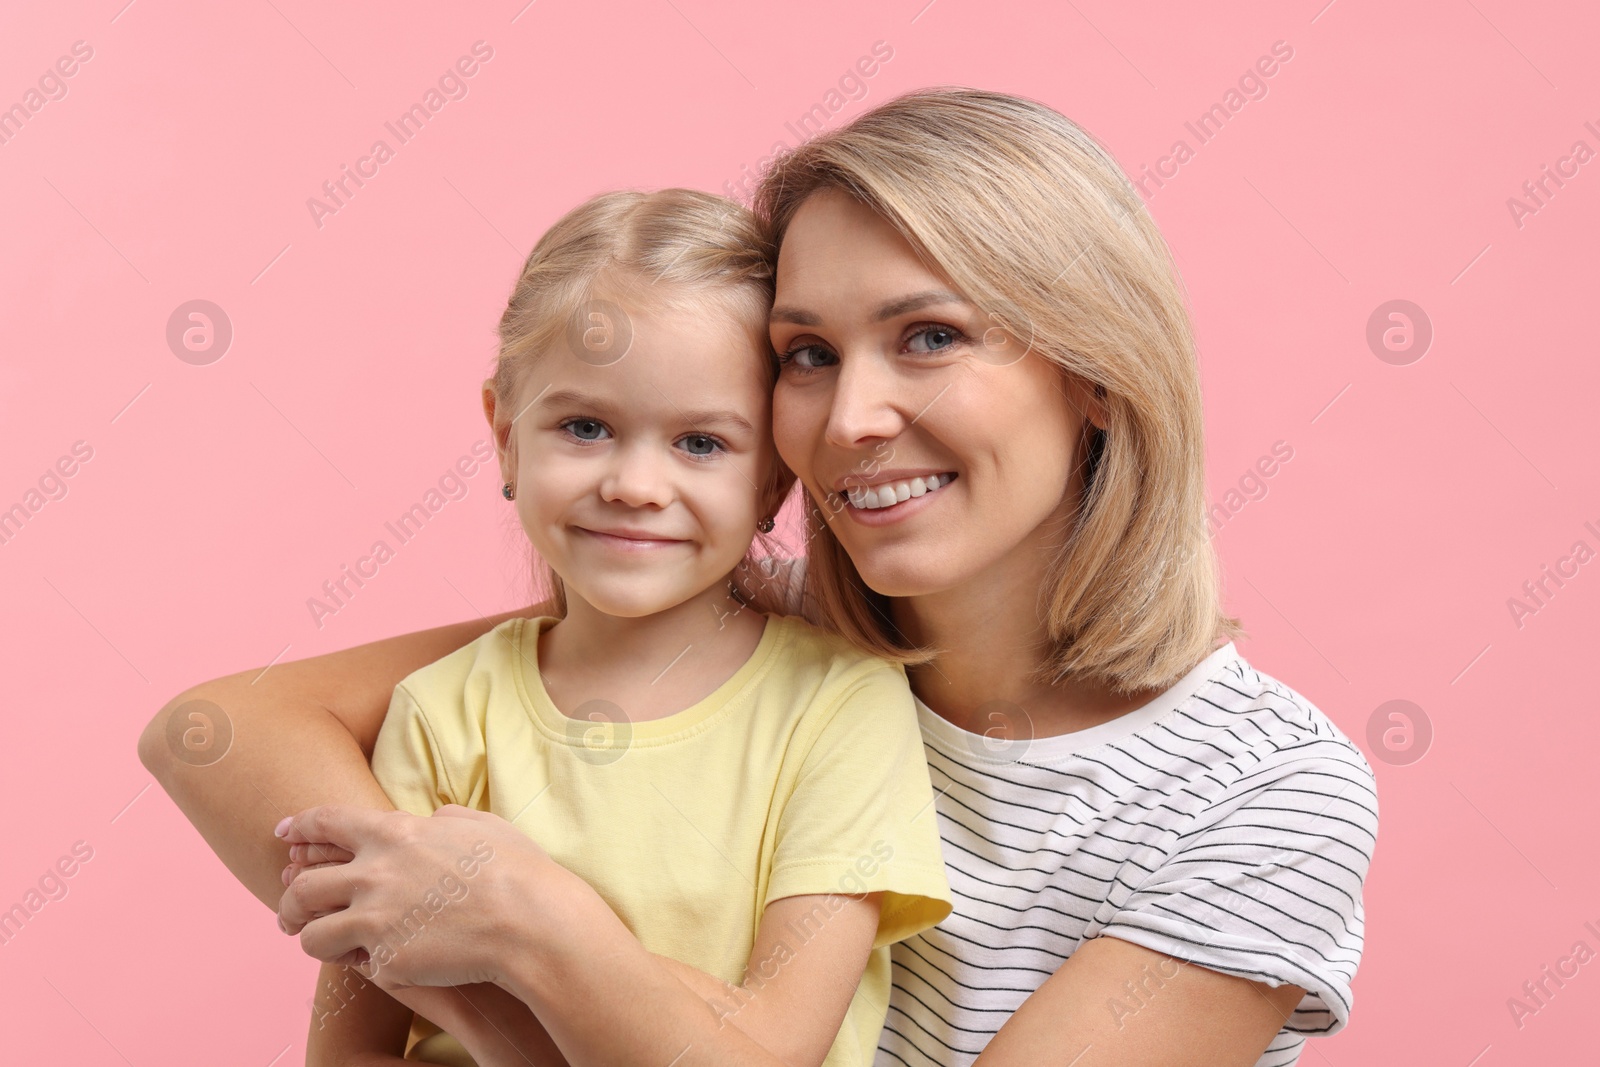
[{"xmin": 1065, "ymin": 376, "xmax": 1109, "ymax": 432}]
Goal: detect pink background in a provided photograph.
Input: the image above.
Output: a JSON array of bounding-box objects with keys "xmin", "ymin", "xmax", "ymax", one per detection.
[{"xmin": 2, "ymin": 0, "xmax": 1596, "ymax": 1062}]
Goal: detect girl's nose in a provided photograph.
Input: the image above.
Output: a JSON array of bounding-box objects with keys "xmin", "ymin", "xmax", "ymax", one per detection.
[{"xmin": 598, "ymin": 444, "xmax": 674, "ymax": 509}]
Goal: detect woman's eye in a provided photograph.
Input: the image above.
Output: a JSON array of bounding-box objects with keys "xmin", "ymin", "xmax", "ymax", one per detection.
[
  {"xmin": 906, "ymin": 324, "xmax": 963, "ymax": 354},
  {"xmin": 778, "ymin": 344, "xmax": 835, "ymax": 372},
  {"xmin": 679, "ymin": 433, "xmax": 723, "ymax": 457},
  {"xmin": 562, "ymin": 418, "xmax": 608, "ymax": 441}
]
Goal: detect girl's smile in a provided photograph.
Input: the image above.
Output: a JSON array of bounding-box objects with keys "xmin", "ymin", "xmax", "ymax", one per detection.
[{"xmin": 572, "ymin": 525, "xmax": 692, "ymax": 550}]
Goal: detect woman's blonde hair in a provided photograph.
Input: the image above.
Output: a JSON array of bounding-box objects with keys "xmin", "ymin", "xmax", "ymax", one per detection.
[
  {"xmin": 494, "ymin": 187, "xmax": 792, "ymax": 616},
  {"xmin": 754, "ymin": 87, "xmax": 1242, "ymax": 694}
]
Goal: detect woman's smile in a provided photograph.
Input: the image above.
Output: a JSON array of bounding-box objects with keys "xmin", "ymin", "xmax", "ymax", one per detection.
[{"xmin": 826, "ymin": 471, "xmax": 959, "ymax": 526}]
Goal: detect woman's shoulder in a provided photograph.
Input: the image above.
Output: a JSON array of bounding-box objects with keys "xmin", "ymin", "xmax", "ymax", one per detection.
[
  {"xmin": 1187, "ymin": 648, "xmax": 1379, "ymax": 806},
  {"xmin": 1208, "ymin": 653, "xmax": 1374, "ymax": 755}
]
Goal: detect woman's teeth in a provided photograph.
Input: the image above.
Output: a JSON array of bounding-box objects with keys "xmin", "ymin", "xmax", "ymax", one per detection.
[{"xmin": 846, "ymin": 473, "xmax": 955, "ymax": 510}]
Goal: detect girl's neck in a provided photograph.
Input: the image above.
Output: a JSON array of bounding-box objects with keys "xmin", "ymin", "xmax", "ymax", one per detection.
[
  {"xmin": 894, "ymin": 526, "xmax": 1166, "ymax": 740},
  {"xmin": 538, "ymin": 580, "xmax": 768, "ymax": 722}
]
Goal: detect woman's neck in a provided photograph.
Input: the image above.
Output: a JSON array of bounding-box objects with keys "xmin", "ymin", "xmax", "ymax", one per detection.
[{"xmin": 893, "ymin": 530, "xmax": 1165, "ymax": 740}]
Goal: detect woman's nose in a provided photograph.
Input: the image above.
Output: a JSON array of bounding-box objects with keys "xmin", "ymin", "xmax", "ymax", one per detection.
[{"xmin": 824, "ymin": 353, "xmax": 907, "ymax": 449}]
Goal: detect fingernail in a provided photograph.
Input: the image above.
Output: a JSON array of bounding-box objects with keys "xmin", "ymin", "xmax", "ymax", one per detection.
[
  {"xmin": 282, "ymin": 865, "xmax": 293, "ymax": 887},
  {"xmin": 273, "ymin": 816, "xmax": 292, "ymax": 838},
  {"xmin": 278, "ymin": 916, "xmax": 288, "ymax": 934}
]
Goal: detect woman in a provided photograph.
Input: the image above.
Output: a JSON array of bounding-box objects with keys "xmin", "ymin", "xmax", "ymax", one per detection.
[{"xmin": 142, "ymin": 88, "xmax": 1377, "ymax": 1067}]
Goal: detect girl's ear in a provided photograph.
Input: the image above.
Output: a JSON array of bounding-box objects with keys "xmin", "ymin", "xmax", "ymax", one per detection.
[
  {"xmin": 762, "ymin": 457, "xmax": 799, "ymax": 525},
  {"xmin": 482, "ymin": 380, "xmax": 517, "ymax": 479}
]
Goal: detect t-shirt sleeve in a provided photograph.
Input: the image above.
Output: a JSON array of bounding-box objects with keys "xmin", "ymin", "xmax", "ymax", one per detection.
[
  {"xmin": 1097, "ymin": 744, "xmax": 1379, "ymax": 1036},
  {"xmin": 369, "ymin": 682, "xmax": 470, "ymax": 817},
  {"xmin": 764, "ymin": 662, "xmax": 954, "ymax": 950}
]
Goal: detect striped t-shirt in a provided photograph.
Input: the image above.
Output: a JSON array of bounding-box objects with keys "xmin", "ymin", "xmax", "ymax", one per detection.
[{"xmin": 875, "ymin": 641, "xmax": 1379, "ymax": 1067}]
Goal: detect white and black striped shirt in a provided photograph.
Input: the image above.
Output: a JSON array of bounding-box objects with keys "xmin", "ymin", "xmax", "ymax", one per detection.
[{"xmin": 875, "ymin": 641, "xmax": 1378, "ymax": 1067}]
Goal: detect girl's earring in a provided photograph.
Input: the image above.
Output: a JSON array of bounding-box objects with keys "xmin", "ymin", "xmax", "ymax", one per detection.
[
  {"xmin": 757, "ymin": 516, "xmax": 774, "ymax": 533},
  {"xmin": 502, "ymin": 483, "xmax": 515, "ymax": 501}
]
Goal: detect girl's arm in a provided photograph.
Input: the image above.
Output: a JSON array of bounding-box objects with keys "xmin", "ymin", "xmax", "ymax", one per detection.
[
  {"xmin": 306, "ymin": 961, "xmax": 413, "ymax": 1067},
  {"xmin": 280, "ymin": 863, "xmax": 878, "ymax": 1067},
  {"xmin": 307, "ymin": 961, "xmax": 573, "ymax": 1067},
  {"xmin": 137, "ymin": 606, "xmax": 541, "ymax": 909},
  {"xmin": 650, "ymin": 893, "xmax": 883, "ymax": 1067},
  {"xmin": 277, "ymin": 805, "xmax": 869, "ymax": 1067}
]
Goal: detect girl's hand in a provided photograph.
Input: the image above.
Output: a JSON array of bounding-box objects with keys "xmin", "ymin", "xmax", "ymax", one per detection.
[
  {"xmin": 284, "ymin": 840, "xmax": 355, "ymax": 876},
  {"xmin": 275, "ymin": 803, "xmax": 562, "ymax": 992}
]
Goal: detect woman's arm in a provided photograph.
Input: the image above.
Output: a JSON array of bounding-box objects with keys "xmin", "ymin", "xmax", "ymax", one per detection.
[
  {"xmin": 138, "ymin": 606, "xmax": 569, "ymax": 1061},
  {"xmin": 136, "ymin": 606, "xmax": 541, "ymax": 909},
  {"xmin": 971, "ymin": 936, "xmax": 1304, "ymax": 1066}
]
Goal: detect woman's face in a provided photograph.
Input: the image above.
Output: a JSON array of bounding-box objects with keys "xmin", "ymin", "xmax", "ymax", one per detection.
[{"xmin": 769, "ymin": 189, "xmax": 1096, "ymax": 600}]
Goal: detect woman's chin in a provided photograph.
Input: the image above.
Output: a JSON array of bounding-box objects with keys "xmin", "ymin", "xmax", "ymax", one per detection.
[{"xmin": 849, "ymin": 555, "xmax": 957, "ymax": 600}]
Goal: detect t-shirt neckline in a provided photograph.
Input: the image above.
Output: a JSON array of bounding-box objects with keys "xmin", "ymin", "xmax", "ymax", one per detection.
[
  {"xmin": 914, "ymin": 641, "xmax": 1241, "ymax": 763},
  {"xmin": 512, "ymin": 613, "xmax": 785, "ymax": 746}
]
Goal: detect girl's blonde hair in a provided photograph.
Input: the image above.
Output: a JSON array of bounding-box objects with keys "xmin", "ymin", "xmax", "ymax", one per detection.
[
  {"xmin": 754, "ymin": 87, "xmax": 1243, "ymax": 694},
  {"xmin": 494, "ymin": 187, "xmax": 792, "ymax": 617}
]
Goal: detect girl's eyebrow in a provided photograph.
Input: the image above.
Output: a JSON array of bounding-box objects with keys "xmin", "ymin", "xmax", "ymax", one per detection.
[
  {"xmin": 769, "ymin": 289, "xmax": 970, "ymax": 327},
  {"xmin": 540, "ymin": 387, "xmax": 755, "ymax": 436},
  {"xmin": 679, "ymin": 409, "xmax": 756, "ymax": 436}
]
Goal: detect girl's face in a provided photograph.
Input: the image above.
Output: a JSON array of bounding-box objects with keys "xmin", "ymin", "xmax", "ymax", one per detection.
[
  {"xmin": 769, "ymin": 189, "xmax": 1098, "ymax": 600},
  {"xmin": 487, "ymin": 285, "xmax": 778, "ymax": 619}
]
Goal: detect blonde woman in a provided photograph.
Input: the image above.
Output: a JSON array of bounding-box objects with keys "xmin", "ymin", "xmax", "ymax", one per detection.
[{"xmin": 143, "ymin": 88, "xmax": 1377, "ymax": 1067}]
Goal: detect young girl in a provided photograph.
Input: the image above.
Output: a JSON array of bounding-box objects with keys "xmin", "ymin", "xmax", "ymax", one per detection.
[{"xmin": 304, "ymin": 188, "xmax": 954, "ymax": 1066}]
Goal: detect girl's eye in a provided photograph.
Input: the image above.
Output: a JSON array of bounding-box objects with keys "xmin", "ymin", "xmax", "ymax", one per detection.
[
  {"xmin": 777, "ymin": 344, "xmax": 836, "ymax": 374},
  {"xmin": 906, "ymin": 324, "xmax": 966, "ymax": 354},
  {"xmin": 678, "ymin": 433, "xmax": 725, "ymax": 457},
  {"xmin": 561, "ymin": 418, "xmax": 609, "ymax": 442}
]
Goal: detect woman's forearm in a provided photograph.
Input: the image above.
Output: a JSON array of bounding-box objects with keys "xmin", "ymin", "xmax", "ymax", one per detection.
[{"xmin": 137, "ymin": 608, "xmax": 534, "ymax": 909}]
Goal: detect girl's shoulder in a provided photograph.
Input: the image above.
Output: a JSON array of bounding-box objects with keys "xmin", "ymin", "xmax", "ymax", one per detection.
[
  {"xmin": 395, "ymin": 614, "xmax": 545, "ymax": 698},
  {"xmin": 760, "ymin": 608, "xmax": 903, "ymax": 676},
  {"xmin": 732, "ymin": 554, "xmax": 807, "ymax": 615}
]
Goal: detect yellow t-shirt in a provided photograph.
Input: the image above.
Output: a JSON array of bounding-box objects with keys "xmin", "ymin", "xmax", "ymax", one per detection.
[{"xmin": 368, "ymin": 612, "xmax": 954, "ymax": 1067}]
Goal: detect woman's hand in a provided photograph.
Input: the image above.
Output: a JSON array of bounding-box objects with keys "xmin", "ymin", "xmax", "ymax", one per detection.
[{"xmin": 275, "ymin": 803, "xmax": 566, "ymax": 993}]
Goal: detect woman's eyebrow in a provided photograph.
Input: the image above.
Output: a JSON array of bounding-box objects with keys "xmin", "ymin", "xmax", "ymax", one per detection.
[
  {"xmin": 769, "ymin": 289, "xmax": 970, "ymax": 327},
  {"xmin": 870, "ymin": 290, "xmax": 970, "ymax": 322}
]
